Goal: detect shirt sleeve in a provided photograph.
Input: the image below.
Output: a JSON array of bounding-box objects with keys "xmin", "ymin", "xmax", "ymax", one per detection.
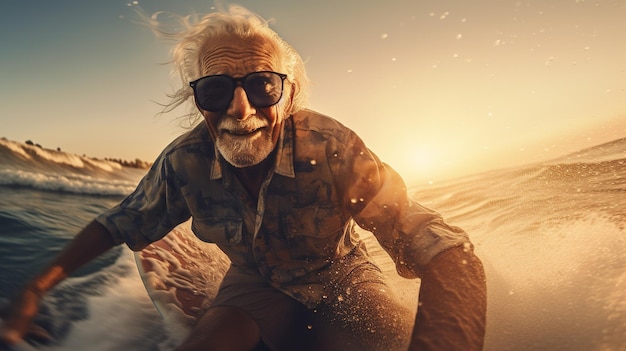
[
  {"xmin": 338, "ymin": 131, "xmax": 471, "ymax": 278},
  {"xmin": 95, "ymin": 150, "xmax": 191, "ymax": 251}
]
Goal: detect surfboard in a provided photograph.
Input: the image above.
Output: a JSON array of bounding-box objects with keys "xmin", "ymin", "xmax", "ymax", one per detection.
[
  {"xmin": 135, "ymin": 222, "xmax": 420, "ymax": 348},
  {"xmin": 134, "ymin": 222, "xmax": 230, "ymax": 344}
]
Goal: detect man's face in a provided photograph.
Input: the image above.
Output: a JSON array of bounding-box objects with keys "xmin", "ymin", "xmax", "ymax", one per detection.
[{"xmin": 196, "ymin": 34, "xmax": 290, "ymax": 168}]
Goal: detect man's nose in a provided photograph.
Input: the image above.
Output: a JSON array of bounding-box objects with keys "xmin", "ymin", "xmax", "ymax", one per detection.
[{"xmin": 227, "ymin": 86, "xmax": 255, "ymax": 120}]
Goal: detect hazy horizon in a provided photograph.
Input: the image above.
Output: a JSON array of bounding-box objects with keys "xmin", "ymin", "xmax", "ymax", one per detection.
[{"xmin": 3, "ymin": 129, "xmax": 624, "ymax": 187}]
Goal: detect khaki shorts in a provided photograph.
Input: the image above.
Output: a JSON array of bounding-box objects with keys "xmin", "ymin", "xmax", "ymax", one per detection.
[
  {"xmin": 211, "ymin": 266, "xmax": 313, "ymax": 350},
  {"xmin": 211, "ymin": 263, "xmax": 413, "ymax": 351}
]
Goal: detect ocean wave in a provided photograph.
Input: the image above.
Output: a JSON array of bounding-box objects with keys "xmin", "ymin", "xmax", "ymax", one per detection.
[
  {"xmin": 537, "ymin": 158, "xmax": 626, "ymax": 181},
  {"xmin": 0, "ymin": 138, "xmax": 124, "ymax": 173},
  {"xmin": 479, "ymin": 213, "xmax": 626, "ymax": 351},
  {"xmin": 0, "ymin": 138, "xmax": 148, "ymax": 196},
  {"xmin": 552, "ymin": 137, "xmax": 626, "ymax": 164},
  {"xmin": 530, "ymin": 159, "xmax": 626, "ymax": 200},
  {"xmin": 0, "ymin": 168, "xmax": 138, "ymax": 196}
]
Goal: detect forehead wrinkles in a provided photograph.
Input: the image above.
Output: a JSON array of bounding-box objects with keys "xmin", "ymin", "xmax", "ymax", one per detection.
[{"xmin": 199, "ymin": 38, "xmax": 282, "ymax": 76}]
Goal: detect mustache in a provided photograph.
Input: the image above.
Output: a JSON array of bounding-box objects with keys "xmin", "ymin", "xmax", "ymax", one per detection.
[{"xmin": 217, "ymin": 116, "xmax": 268, "ymax": 133}]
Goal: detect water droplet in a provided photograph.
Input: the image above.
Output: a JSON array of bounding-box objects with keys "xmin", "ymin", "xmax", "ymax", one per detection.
[{"xmin": 463, "ymin": 242, "xmax": 472, "ymax": 252}]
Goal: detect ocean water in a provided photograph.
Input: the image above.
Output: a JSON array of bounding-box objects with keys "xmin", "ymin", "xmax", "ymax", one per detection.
[{"xmin": 0, "ymin": 136, "xmax": 624, "ymax": 351}]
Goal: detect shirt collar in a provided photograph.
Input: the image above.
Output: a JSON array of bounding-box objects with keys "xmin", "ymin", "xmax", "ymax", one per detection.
[
  {"xmin": 273, "ymin": 116, "xmax": 295, "ymax": 178},
  {"xmin": 209, "ymin": 116, "xmax": 296, "ymax": 180},
  {"xmin": 209, "ymin": 145, "xmax": 223, "ymax": 180}
]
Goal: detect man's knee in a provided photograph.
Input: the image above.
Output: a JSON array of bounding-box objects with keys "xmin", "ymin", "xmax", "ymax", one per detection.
[
  {"xmin": 312, "ymin": 283, "xmax": 414, "ymax": 350},
  {"xmin": 176, "ymin": 306, "xmax": 261, "ymax": 351}
]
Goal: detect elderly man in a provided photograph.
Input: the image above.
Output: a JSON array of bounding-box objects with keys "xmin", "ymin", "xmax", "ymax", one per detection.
[{"xmin": 0, "ymin": 6, "xmax": 486, "ymax": 351}]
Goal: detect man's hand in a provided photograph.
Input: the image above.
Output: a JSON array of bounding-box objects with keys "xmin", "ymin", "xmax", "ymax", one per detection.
[
  {"xmin": 410, "ymin": 245, "xmax": 487, "ymax": 351},
  {"xmin": 0, "ymin": 286, "xmax": 43, "ymax": 345},
  {"xmin": 1, "ymin": 220, "xmax": 116, "ymax": 347}
]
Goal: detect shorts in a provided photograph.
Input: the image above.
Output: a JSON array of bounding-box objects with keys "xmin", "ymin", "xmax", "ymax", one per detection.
[
  {"xmin": 210, "ymin": 263, "xmax": 414, "ymax": 351},
  {"xmin": 211, "ymin": 265, "xmax": 313, "ymax": 350}
]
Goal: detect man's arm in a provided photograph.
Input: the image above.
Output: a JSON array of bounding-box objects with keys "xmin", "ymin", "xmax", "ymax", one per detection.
[
  {"xmin": 410, "ymin": 245, "xmax": 487, "ymax": 351},
  {"xmin": 0, "ymin": 220, "xmax": 116, "ymax": 345}
]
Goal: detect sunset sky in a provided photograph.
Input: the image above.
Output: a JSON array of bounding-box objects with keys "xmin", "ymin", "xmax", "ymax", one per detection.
[{"xmin": 1, "ymin": 0, "xmax": 625, "ymax": 184}]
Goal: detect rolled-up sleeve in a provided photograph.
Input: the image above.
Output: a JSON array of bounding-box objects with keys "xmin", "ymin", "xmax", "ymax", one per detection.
[{"xmin": 95, "ymin": 152, "xmax": 191, "ymax": 251}]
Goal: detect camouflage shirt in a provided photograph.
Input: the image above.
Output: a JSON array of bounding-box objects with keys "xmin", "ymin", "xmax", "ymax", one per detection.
[{"xmin": 96, "ymin": 109, "xmax": 470, "ymax": 308}]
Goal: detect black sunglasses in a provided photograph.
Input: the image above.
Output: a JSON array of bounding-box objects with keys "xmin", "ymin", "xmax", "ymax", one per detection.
[{"xmin": 189, "ymin": 71, "xmax": 287, "ymax": 112}]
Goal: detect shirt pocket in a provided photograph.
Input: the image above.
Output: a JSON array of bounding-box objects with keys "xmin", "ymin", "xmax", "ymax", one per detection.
[
  {"xmin": 191, "ymin": 216, "xmax": 243, "ymax": 245},
  {"xmin": 281, "ymin": 206, "xmax": 345, "ymax": 259}
]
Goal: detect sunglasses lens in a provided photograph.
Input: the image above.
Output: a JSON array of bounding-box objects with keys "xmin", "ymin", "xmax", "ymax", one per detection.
[
  {"xmin": 244, "ymin": 72, "xmax": 284, "ymax": 108},
  {"xmin": 191, "ymin": 72, "xmax": 285, "ymax": 111},
  {"xmin": 194, "ymin": 76, "xmax": 233, "ymax": 111}
]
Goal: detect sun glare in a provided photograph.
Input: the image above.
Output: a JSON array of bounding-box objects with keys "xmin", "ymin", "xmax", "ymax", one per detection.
[{"xmin": 383, "ymin": 144, "xmax": 446, "ymax": 185}]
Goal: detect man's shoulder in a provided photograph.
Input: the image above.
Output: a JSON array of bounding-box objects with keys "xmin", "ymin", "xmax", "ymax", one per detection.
[
  {"xmin": 161, "ymin": 123, "xmax": 213, "ymax": 159},
  {"xmin": 291, "ymin": 109, "xmax": 352, "ymax": 141}
]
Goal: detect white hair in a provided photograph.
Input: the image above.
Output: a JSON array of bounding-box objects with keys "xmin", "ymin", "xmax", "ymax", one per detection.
[{"xmin": 137, "ymin": 5, "xmax": 310, "ymax": 125}]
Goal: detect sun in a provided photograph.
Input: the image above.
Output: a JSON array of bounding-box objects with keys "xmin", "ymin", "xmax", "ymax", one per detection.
[{"xmin": 381, "ymin": 144, "xmax": 446, "ymax": 185}]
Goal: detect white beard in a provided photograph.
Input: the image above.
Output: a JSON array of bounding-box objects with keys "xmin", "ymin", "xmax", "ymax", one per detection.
[{"xmin": 215, "ymin": 117, "xmax": 276, "ymax": 168}]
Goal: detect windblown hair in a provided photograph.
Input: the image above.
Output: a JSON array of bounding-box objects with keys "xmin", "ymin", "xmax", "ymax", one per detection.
[{"xmin": 138, "ymin": 5, "xmax": 310, "ymax": 126}]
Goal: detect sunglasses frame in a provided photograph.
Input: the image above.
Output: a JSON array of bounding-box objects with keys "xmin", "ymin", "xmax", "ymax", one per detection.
[{"xmin": 189, "ymin": 71, "xmax": 288, "ymax": 112}]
